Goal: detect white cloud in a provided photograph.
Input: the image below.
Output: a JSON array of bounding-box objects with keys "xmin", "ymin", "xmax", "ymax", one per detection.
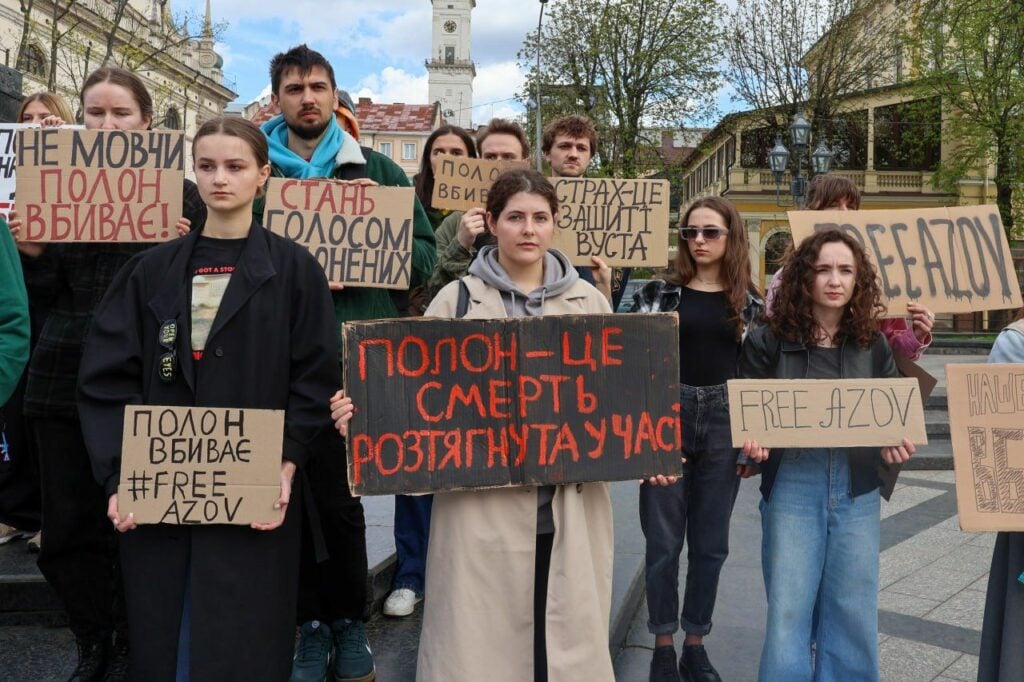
[
  {"xmin": 469, "ymin": 60, "xmax": 527, "ymax": 126},
  {"xmin": 352, "ymin": 67, "xmax": 429, "ymax": 104}
]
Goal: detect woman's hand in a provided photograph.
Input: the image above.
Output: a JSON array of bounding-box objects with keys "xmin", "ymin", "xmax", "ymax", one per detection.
[
  {"xmin": 7, "ymin": 209, "xmax": 46, "ymax": 258},
  {"xmin": 107, "ymin": 494, "xmax": 138, "ymax": 533},
  {"xmin": 40, "ymin": 115, "xmax": 65, "ymax": 128},
  {"xmin": 742, "ymin": 439, "xmax": 770, "ymax": 463},
  {"xmin": 175, "ymin": 216, "xmax": 192, "ymax": 237},
  {"xmin": 736, "ymin": 464, "xmax": 760, "ymax": 478},
  {"xmin": 590, "ymin": 255, "xmax": 612, "ymax": 303},
  {"xmin": 456, "ymin": 207, "xmax": 487, "ymax": 250},
  {"xmin": 907, "ymin": 303, "xmax": 934, "ymax": 343},
  {"xmin": 330, "ymin": 389, "xmax": 356, "ymax": 437},
  {"xmin": 881, "ymin": 437, "xmax": 916, "ymax": 465},
  {"xmin": 643, "ymin": 455, "xmax": 686, "ymax": 486},
  {"xmin": 332, "ymin": 178, "xmax": 379, "ymax": 188},
  {"xmin": 251, "ymin": 460, "xmax": 297, "ymax": 531}
]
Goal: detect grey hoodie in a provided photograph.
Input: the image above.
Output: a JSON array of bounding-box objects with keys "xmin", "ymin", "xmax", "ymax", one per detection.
[{"xmin": 467, "ymin": 245, "xmax": 579, "ymax": 318}]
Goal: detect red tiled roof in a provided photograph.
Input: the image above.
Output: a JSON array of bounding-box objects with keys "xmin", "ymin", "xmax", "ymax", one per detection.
[{"xmin": 355, "ymin": 98, "xmax": 438, "ymax": 133}]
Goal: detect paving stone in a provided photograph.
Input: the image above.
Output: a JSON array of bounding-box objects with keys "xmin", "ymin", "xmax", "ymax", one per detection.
[
  {"xmin": 886, "ymin": 562, "xmax": 988, "ymax": 603},
  {"xmin": 926, "ymin": 589, "xmax": 987, "ymax": 632},
  {"xmin": 879, "ymin": 636, "xmax": 961, "ymax": 681},
  {"xmin": 879, "ymin": 589, "xmax": 942, "ymax": 617},
  {"xmin": 939, "ymin": 653, "xmax": 980, "ymax": 681},
  {"xmin": 880, "ymin": 485, "xmax": 944, "ymax": 520}
]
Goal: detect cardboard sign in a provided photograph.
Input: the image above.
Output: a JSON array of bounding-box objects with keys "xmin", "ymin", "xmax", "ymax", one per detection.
[
  {"xmin": 342, "ymin": 314, "xmax": 683, "ymax": 495},
  {"xmin": 431, "ymin": 156, "xmax": 529, "ymax": 212},
  {"xmin": 118, "ymin": 406, "xmax": 284, "ymax": 525},
  {"xmin": 0, "ymin": 124, "xmax": 28, "ymax": 221},
  {"xmin": 788, "ymin": 205, "xmax": 1023, "ymax": 314},
  {"xmin": 551, "ymin": 178, "xmax": 671, "ymax": 267},
  {"xmin": 16, "ymin": 128, "xmax": 184, "ymax": 242},
  {"xmin": 727, "ymin": 378, "xmax": 927, "ymax": 448},
  {"xmin": 947, "ymin": 364, "xmax": 1024, "ymax": 531},
  {"xmin": 263, "ymin": 178, "xmax": 414, "ymax": 289}
]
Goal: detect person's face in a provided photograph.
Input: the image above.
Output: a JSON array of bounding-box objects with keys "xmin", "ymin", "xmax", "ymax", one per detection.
[
  {"xmin": 20, "ymin": 100, "xmax": 53, "ymax": 124},
  {"xmin": 83, "ymin": 83, "xmax": 150, "ymax": 130},
  {"xmin": 544, "ymin": 134, "xmax": 591, "ymax": 177},
  {"xmin": 480, "ymin": 133, "xmax": 524, "ymax": 161},
  {"xmin": 811, "ymin": 241, "xmax": 857, "ymax": 314},
  {"xmin": 429, "ymin": 133, "xmax": 470, "ymax": 174},
  {"xmin": 487, "ymin": 191, "xmax": 553, "ymax": 271},
  {"xmin": 273, "ymin": 66, "xmax": 336, "ymax": 141},
  {"xmin": 193, "ymin": 134, "xmax": 271, "ymax": 214},
  {"xmin": 683, "ymin": 207, "xmax": 729, "ymax": 267}
]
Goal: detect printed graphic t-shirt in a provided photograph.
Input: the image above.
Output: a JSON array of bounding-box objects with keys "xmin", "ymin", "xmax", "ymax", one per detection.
[{"xmin": 189, "ymin": 236, "xmax": 246, "ymax": 361}]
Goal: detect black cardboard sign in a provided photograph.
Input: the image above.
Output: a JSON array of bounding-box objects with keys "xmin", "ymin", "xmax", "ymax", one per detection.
[{"xmin": 342, "ymin": 314, "xmax": 683, "ymax": 495}]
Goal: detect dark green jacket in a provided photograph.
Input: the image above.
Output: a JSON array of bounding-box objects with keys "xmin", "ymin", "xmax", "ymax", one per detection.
[
  {"xmin": 254, "ymin": 140, "xmax": 437, "ymax": 353},
  {"xmin": 0, "ymin": 216, "xmax": 30, "ymax": 405}
]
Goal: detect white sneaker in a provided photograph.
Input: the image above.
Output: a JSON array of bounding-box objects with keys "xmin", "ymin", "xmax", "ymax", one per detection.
[
  {"xmin": 382, "ymin": 588, "xmax": 422, "ymax": 617},
  {"xmin": 0, "ymin": 524, "xmax": 32, "ymax": 545}
]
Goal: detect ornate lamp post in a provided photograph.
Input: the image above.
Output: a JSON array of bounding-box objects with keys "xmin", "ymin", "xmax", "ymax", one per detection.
[{"xmin": 769, "ymin": 110, "xmax": 833, "ymax": 207}]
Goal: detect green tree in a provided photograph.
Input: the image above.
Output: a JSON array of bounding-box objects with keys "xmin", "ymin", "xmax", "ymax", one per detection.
[
  {"xmin": 906, "ymin": 0, "xmax": 1024, "ymax": 233},
  {"xmin": 518, "ymin": 0, "xmax": 723, "ymax": 177}
]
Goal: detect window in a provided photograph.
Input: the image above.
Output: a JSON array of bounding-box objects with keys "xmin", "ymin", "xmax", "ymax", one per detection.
[
  {"xmin": 402, "ymin": 142, "xmax": 417, "ymax": 160},
  {"xmin": 873, "ymin": 97, "xmax": 941, "ymax": 171},
  {"xmin": 445, "ymin": 46, "xmax": 456, "ymax": 64},
  {"xmin": 18, "ymin": 44, "xmax": 47, "ymax": 78},
  {"xmin": 164, "ymin": 107, "xmax": 181, "ymax": 130},
  {"xmin": 822, "ymin": 109, "xmax": 868, "ymax": 171},
  {"xmin": 379, "ymin": 142, "xmax": 393, "ymax": 158}
]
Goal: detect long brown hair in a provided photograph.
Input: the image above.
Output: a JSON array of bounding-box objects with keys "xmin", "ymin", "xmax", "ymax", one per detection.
[
  {"xmin": 771, "ymin": 229, "xmax": 885, "ymax": 348},
  {"xmin": 18, "ymin": 91, "xmax": 75, "ymax": 123},
  {"xmin": 668, "ymin": 196, "xmax": 758, "ymax": 339},
  {"xmin": 414, "ymin": 125, "xmax": 477, "ymax": 211},
  {"xmin": 192, "ymin": 117, "xmax": 269, "ymax": 167},
  {"xmin": 805, "ymin": 174, "xmax": 861, "ymax": 211},
  {"xmin": 81, "ymin": 67, "xmax": 154, "ymax": 128}
]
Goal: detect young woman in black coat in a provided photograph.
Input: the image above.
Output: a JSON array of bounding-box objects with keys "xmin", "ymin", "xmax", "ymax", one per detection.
[{"xmin": 77, "ymin": 116, "xmax": 340, "ymax": 681}]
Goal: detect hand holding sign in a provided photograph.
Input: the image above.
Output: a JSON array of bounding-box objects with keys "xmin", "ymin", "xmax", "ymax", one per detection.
[
  {"xmin": 456, "ymin": 207, "xmax": 487, "ymax": 250},
  {"xmin": 250, "ymin": 460, "xmax": 296, "ymax": 532},
  {"xmin": 107, "ymin": 494, "xmax": 137, "ymax": 533}
]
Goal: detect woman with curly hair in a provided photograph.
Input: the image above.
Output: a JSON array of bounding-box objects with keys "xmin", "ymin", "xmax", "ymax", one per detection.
[{"xmin": 739, "ymin": 229, "xmax": 917, "ymax": 681}]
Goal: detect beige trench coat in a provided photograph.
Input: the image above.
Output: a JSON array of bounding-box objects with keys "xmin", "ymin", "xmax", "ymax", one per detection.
[{"xmin": 416, "ymin": 273, "xmax": 616, "ymax": 682}]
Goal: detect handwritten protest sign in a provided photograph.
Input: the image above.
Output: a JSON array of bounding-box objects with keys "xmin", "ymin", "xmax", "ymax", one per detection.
[
  {"xmin": 0, "ymin": 124, "xmax": 27, "ymax": 221},
  {"xmin": 727, "ymin": 378, "xmax": 927, "ymax": 448},
  {"xmin": 551, "ymin": 178, "xmax": 671, "ymax": 268},
  {"xmin": 16, "ymin": 128, "xmax": 184, "ymax": 242},
  {"xmin": 118, "ymin": 406, "xmax": 283, "ymax": 525},
  {"xmin": 947, "ymin": 364, "xmax": 1024, "ymax": 531},
  {"xmin": 431, "ymin": 156, "xmax": 529, "ymax": 212},
  {"xmin": 342, "ymin": 314, "xmax": 683, "ymax": 495},
  {"xmin": 263, "ymin": 178, "xmax": 414, "ymax": 289},
  {"xmin": 788, "ymin": 205, "xmax": 1022, "ymax": 314}
]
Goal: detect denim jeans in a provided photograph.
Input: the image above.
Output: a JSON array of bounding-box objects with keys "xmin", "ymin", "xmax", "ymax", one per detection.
[
  {"xmin": 639, "ymin": 383, "xmax": 740, "ymax": 636},
  {"xmin": 758, "ymin": 449, "xmax": 880, "ymax": 682},
  {"xmin": 393, "ymin": 494, "xmax": 433, "ymax": 594}
]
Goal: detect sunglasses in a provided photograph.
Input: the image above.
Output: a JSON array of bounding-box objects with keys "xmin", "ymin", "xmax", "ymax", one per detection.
[
  {"xmin": 158, "ymin": 319, "xmax": 178, "ymax": 384},
  {"xmin": 679, "ymin": 226, "xmax": 729, "ymax": 241}
]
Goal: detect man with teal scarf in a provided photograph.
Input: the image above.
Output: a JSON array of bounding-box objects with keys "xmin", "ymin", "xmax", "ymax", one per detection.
[{"xmin": 256, "ymin": 45, "xmax": 436, "ymax": 682}]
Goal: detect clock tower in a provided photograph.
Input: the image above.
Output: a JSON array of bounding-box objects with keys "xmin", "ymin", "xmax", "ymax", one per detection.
[{"xmin": 426, "ymin": 0, "xmax": 475, "ymax": 128}]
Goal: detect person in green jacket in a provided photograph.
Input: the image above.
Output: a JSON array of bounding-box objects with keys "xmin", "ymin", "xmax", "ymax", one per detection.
[
  {"xmin": 0, "ymin": 216, "xmax": 29, "ymax": 406},
  {"xmin": 253, "ymin": 44, "xmax": 437, "ymax": 682}
]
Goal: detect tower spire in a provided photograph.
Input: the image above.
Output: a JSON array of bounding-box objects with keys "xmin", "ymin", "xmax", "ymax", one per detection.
[{"xmin": 203, "ymin": 0, "xmax": 213, "ymax": 38}]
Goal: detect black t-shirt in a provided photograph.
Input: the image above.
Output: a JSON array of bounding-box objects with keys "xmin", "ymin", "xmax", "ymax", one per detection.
[
  {"xmin": 807, "ymin": 346, "xmax": 842, "ymax": 379},
  {"xmin": 188, "ymin": 236, "xmax": 246, "ymax": 361},
  {"xmin": 678, "ymin": 287, "xmax": 739, "ymax": 386}
]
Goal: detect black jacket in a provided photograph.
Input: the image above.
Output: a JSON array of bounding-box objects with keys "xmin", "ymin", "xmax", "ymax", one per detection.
[{"xmin": 738, "ymin": 326, "xmax": 899, "ymax": 500}]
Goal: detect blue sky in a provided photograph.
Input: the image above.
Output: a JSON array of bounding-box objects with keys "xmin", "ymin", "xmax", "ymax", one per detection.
[
  {"xmin": 177, "ymin": 0, "xmax": 533, "ymax": 124},
  {"xmin": 177, "ymin": 0, "xmax": 741, "ymax": 127}
]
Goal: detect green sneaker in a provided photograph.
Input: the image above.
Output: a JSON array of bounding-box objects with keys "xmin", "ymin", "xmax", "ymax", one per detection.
[
  {"xmin": 290, "ymin": 620, "xmax": 333, "ymax": 682},
  {"xmin": 330, "ymin": 618, "xmax": 375, "ymax": 681}
]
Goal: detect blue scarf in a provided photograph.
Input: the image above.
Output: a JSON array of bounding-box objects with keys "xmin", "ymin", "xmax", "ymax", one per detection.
[{"xmin": 262, "ymin": 114, "xmax": 344, "ymax": 179}]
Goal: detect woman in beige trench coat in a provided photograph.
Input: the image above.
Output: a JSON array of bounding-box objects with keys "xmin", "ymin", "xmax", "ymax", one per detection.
[{"xmin": 333, "ymin": 169, "xmax": 622, "ymax": 681}]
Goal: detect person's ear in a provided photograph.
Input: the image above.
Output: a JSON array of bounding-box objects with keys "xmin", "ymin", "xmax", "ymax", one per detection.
[{"xmin": 485, "ymin": 211, "xmax": 498, "ymax": 235}]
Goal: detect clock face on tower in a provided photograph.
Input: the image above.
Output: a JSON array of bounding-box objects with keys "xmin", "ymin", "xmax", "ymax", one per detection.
[{"xmin": 444, "ymin": 19, "xmax": 457, "ymax": 33}]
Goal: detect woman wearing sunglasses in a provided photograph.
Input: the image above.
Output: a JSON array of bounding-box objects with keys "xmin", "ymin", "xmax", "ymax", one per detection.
[{"xmin": 631, "ymin": 197, "xmax": 762, "ymax": 682}]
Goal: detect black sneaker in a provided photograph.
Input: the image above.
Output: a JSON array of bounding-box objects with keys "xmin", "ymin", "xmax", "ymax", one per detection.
[
  {"xmin": 649, "ymin": 645, "xmax": 681, "ymax": 682},
  {"xmin": 103, "ymin": 636, "xmax": 129, "ymax": 681},
  {"xmin": 67, "ymin": 638, "xmax": 109, "ymax": 682},
  {"xmin": 679, "ymin": 645, "xmax": 722, "ymax": 682}
]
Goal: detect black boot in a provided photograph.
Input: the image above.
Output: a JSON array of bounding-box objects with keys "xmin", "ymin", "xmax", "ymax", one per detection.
[
  {"xmin": 679, "ymin": 645, "xmax": 722, "ymax": 682},
  {"xmin": 103, "ymin": 636, "xmax": 129, "ymax": 681},
  {"xmin": 649, "ymin": 645, "xmax": 681, "ymax": 682},
  {"xmin": 67, "ymin": 638, "xmax": 109, "ymax": 682}
]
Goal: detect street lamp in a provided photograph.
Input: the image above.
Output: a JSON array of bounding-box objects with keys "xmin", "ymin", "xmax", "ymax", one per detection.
[
  {"xmin": 768, "ymin": 110, "xmax": 833, "ymax": 207},
  {"xmin": 535, "ymin": 0, "xmax": 548, "ymax": 171}
]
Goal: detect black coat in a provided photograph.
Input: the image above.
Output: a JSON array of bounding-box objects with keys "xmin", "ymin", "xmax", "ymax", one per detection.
[
  {"xmin": 77, "ymin": 223, "xmax": 340, "ymax": 681},
  {"xmin": 738, "ymin": 326, "xmax": 899, "ymax": 501}
]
